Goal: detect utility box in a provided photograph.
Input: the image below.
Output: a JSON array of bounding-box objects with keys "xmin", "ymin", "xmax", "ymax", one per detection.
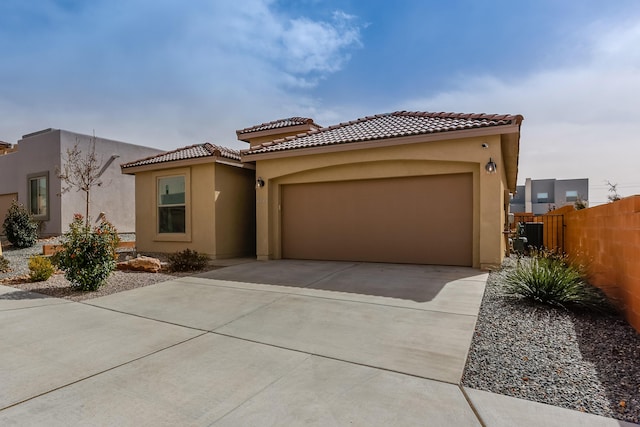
[{"xmin": 524, "ymin": 222, "xmax": 544, "ymax": 250}]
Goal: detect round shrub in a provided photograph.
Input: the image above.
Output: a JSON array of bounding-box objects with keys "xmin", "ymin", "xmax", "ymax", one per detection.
[
  {"xmin": 56, "ymin": 214, "xmax": 120, "ymax": 291},
  {"xmin": 167, "ymin": 249, "xmax": 209, "ymax": 272},
  {"xmin": 2, "ymin": 201, "xmax": 38, "ymax": 248},
  {"xmin": 28, "ymin": 255, "xmax": 55, "ymax": 282}
]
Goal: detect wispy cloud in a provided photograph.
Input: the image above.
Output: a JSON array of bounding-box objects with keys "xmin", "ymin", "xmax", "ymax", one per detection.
[
  {"xmin": 399, "ymin": 19, "xmax": 640, "ymax": 204},
  {"xmin": 0, "ymin": 1, "xmax": 363, "ymax": 147}
]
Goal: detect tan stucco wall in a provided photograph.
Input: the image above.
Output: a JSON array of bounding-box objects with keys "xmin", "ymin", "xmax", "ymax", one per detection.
[
  {"xmin": 214, "ymin": 164, "xmax": 256, "ymax": 258},
  {"xmin": 134, "ymin": 164, "xmax": 216, "ymax": 255},
  {"xmin": 253, "ymin": 134, "xmax": 509, "ymax": 269},
  {"xmin": 133, "ymin": 162, "xmax": 255, "ymax": 258}
]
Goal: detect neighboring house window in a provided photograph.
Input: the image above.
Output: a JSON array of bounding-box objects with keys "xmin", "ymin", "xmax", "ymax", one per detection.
[
  {"xmin": 565, "ymin": 190, "xmax": 578, "ymax": 202},
  {"xmin": 536, "ymin": 192, "xmax": 548, "ymax": 203},
  {"xmin": 27, "ymin": 172, "xmax": 49, "ymax": 220},
  {"xmin": 158, "ymin": 176, "xmax": 186, "ymax": 233}
]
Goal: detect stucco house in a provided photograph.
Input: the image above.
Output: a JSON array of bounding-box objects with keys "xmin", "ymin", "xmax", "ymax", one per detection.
[
  {"xmin": 0, "ymin": 128, "xmax": 163, "ymax": 236},
  {"xmin": 240, "ymin": 111, "xmax": 523, "ymax": 270},
  {"xmin": 123, "ymin": 111, "xmax": 523, "ymax": 269},
  {"xmin": 120, "ymin": 143, "xmax": 256, "ymax": 258}
]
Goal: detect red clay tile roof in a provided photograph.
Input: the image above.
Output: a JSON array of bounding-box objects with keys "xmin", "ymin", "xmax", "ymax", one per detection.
[
  {"xmin": 236, "ymin": 117, "xmax": 321, "ymax": 136},
  {"xmin": 121, "ymin": 143, "xmax": 241, "ymax": 169},
  {"xmin": 243, "ymin": 111, "xmax": 523, "ymax": 155}
]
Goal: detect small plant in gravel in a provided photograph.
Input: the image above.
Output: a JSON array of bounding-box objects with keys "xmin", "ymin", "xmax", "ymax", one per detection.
[
  {"xmin": 55, "ymin": 214, "xmax": 120, "ymax": 291},
  {"xmin": 2, "ymin": 201, "xmax": 39, "ymax": 248},
  {"xmin": 0, "ymin": 255, "xmax": 9, "ymax": 273},
  {"xmin": 28, "ymin": 255, "xmax": 55, "ymax": 282},
  {"xmin": 167, "ymin": 249, "xmax": 209, "ymax": 272},
  {"xmin": 501, "ymin": 252, "xmax": 613, "ymax": 312}
]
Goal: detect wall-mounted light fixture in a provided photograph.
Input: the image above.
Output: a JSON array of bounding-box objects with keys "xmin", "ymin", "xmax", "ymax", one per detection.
[
  {"xmin": 485, "ymin": 158, "xmax": 497, "ymax": 174},
  {"xmin": 256, "ymin": 177, "xmax": 265, "ymax": 188}
]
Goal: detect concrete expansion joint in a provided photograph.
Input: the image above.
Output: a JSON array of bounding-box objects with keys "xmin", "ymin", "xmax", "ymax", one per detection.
[
  {"xmin": 210, "ymin": 353, "xmax": 314, "ymax": 425},
  {"xmin": 181, "ymin": 276, "xmax": 481, "ymax": 317},
  {"xmin": 459, "ymin": 385, "xmax": 487, "ymax": 427},
  {"xmin": 81, "ymin": 301, "xmax": 211, "ymax": 333},
  {"xmin": 303, "ymin": 262, "xmax": 361, "ymax": 288},
  {"xmin": 209, "ymin": 294, "xmax": 289, "ymax": 332},
  {"xmin": 0, "ymin": 300, "xmax": 73, "ymax": 313},
  {"xmin": 0, "ymin": 332, "xmax": 208, "ymax": 413},
  {"xmin": 208, "ymin": 329, "xmax": 462, "ymax": 387}
]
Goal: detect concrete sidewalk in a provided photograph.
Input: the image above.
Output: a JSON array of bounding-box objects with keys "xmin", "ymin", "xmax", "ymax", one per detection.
[{"xmin": 0, "ymin": 261, "xmax": 637, "ymax": 426}]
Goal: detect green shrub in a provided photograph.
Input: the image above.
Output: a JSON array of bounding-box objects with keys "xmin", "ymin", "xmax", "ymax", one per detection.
[
  {"xmin": 0, "ymin": 255, "xmax": 9, "ymax": 273},
  {"xmin": 2, "ymin": 201, "xmax": 38, "ymax": 248},
  {"xmin": 56, "ymin": 214, "xmax": 120, "ymax": 291},
  {"xmin": 28, "ymin": 255, "xmax": 55, "ymax": 282},
  {"xmin": 167, "ymin": 249, "xmax": 209, "ymax": 272},
  {"xmin": 501, "ymin": 254, "xmax": 612, "ymax": 312}
]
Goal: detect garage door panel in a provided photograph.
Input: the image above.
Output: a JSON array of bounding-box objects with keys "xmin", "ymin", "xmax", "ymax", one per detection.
[{"xmin": 281, "ymin": 174, "xmax": 472, "ymax": 266}]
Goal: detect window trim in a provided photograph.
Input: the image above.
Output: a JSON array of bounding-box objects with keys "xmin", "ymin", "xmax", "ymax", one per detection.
[
  {"xmin": 27, "ymin": 171, "xmax": 49, "ymax": 221},
  {"xmin": 153, "ymin": 168, "xmax": 191, "ymax": 242}
]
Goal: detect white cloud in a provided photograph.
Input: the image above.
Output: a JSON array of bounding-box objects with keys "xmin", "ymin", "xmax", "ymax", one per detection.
[
  {"xmin": 282, "ymin": 11, "xmax": 362, "ymax": 75},
  {"xmin": 0, "ymin": 1, "xmax": 362, "ymax": 149},
  {"xmin": 400, "ymin": 20, "xmax": 640, "ymax": 205}
]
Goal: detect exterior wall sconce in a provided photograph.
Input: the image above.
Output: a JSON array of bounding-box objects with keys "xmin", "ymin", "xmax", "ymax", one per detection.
[
  {"xmin": 485, "ymin": 158, "xmax": 497, "ymax": 174},
  {"xmin": 256, "ymin": 177, "xmax": 265, "ymax": 188}
]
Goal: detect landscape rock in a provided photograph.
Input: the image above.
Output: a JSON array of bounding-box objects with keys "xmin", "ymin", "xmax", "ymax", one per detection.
[{"xmin": 117, "ymin": 256, "xmax": 162, "ymax": 273}]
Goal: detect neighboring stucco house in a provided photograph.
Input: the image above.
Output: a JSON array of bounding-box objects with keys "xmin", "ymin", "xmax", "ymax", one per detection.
[
  {"xmin": 239, "ymin": 111, "xmax": 523, "ymax": 270},
  {"xmin": 0, "ymin": 128, "xmax": 163, "ymax": 236},
  {"xmin": 510, "ymin": 177, "xmax": 588, "ymax": 214},
  {"xmin": 120, "ymin": 143, "xmax": 256, "ymax": 258}
]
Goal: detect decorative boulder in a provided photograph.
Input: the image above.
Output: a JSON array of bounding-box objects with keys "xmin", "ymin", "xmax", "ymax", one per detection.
[{"xmin": 117, "ymin": 256, "xmax": 162, "ymax": 273}]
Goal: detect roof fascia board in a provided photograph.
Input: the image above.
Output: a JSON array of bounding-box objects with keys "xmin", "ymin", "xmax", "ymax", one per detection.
[{"xmin": 242, "ymin": 124, "xmax": 521, "ymax": 161}]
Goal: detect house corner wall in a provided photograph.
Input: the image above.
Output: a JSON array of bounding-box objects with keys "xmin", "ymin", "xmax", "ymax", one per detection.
[{"xmin": 214, "ymin": 164, "xmax": 256, "ymax": 258}]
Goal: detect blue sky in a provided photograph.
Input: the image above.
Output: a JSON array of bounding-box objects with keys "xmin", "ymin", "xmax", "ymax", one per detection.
[{"xmin": 2, "ymin": 0, "xmax": 640, "ymax": 204}]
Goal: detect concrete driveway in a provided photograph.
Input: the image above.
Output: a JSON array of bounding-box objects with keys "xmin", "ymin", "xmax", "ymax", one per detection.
[{"xmin": 0, "ymin": 260, "xmax": 633, "ymax": 426}]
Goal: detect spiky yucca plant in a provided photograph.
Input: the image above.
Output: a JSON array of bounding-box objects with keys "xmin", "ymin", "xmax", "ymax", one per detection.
[{"xmin": 502, "ymin": 255, "xmax": 612, "ymax": 312}]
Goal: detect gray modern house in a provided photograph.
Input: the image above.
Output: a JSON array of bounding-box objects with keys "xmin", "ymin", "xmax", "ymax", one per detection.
[
  {"xmin": 510, "ymin": 178, "xmax": 588, "ymax": 215},
  {"xmin": 0, "ymin": 128, "xmax": 163, "ymax": 236}
]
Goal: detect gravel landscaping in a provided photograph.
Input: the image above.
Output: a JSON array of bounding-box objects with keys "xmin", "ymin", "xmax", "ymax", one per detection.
[
  {"xmin": 0, "ymin": 236, "xmax": 219, "ymax": 302},
  {"xmin": 462, "ymin": 261, "xmax": 640, "ymax": 424}
]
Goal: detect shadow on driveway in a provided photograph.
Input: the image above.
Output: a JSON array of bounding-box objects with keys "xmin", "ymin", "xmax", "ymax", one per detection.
[
  {"xmin": 0, "ymin": 289, "xmax": 50, "ymax": 300},
  {"xmin": 195, "ymin": 259, "xmax": 482, "ymax": 303}
]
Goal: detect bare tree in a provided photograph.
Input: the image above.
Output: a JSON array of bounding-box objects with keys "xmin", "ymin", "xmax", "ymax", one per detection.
[
  {"xmin": 56, "ymin": 135, "xmax": 104, "ymax": 225},
  {"xmin": 605, "ymin": 180, "xmax": 622, "ymax": 203}
]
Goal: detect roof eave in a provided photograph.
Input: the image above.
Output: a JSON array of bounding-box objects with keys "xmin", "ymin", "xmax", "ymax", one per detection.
[
  {"xmin": 236, "ymin": 123, "xmax": 319, "ymax": 142},
  {"xmin": 501, "ymin": 127, "xmax": 521, "ymax": 192},
  {"xmin": 121, "ymin": 156, "xmax": 249, "ymax": 174},
  {"xmin": 242, "ymin": 124, "xmax": 521, "ymax": 162}
]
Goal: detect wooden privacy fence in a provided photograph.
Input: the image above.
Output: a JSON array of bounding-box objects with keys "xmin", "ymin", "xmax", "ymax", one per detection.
[{"xmin": 512, "ymin": 212, "xmax": 565, "ymax": 253}]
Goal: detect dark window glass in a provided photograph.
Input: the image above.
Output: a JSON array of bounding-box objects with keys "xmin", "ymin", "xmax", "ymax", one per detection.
[{"xmin": 157, "ymin": 176, "xmax": 186, "ymax": 234}]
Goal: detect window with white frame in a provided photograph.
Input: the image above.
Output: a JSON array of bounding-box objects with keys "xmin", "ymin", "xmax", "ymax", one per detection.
[
  {"xmin": 565, "ymin": 190, "xmax": 578, "ymax": 202},
  {"xmin": 27, "ymin": 172, "xmax": 48, "ymax": 220},
  {"xmin": 157, "ymin": 175, "xmax": 186, "ymax": 233}
]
